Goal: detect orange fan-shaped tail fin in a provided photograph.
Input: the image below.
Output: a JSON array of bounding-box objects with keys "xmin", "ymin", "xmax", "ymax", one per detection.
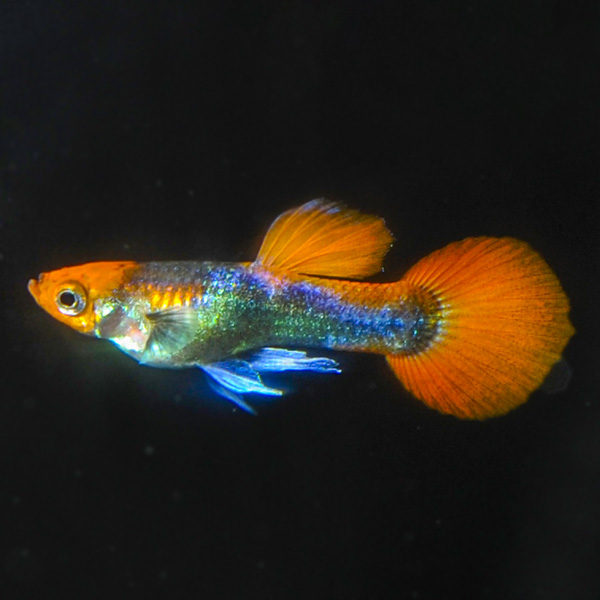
[{"xmin": 387, "ymin": 237, "xmax": 574, "ymax": 419}]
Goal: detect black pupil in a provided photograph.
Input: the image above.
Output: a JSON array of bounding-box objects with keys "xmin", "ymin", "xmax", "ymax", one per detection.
[{"xmin": 59, "ymin": 291, "xmax": 77, "ymax": 307}]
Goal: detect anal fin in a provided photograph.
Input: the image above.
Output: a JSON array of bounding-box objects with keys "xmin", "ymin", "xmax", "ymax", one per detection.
[{"xmin": 249, "ymin": 347, "xmax": 341, "ymax": 373}]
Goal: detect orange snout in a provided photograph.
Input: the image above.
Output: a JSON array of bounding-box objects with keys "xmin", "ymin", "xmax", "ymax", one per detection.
[{"xmin": 27, "ymin": 261, "xmax": 138, "ymax": 335}]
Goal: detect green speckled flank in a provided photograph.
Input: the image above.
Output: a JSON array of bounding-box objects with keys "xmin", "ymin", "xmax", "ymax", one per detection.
[{"xmin": 110, "ymin": 261, "xmax": 439, "ymax": 367}]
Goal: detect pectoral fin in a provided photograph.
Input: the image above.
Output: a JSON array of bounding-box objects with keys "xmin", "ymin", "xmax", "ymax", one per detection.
[{"xmin": 141, "ymin": 307, "xmax": 197, "ymax": 362}]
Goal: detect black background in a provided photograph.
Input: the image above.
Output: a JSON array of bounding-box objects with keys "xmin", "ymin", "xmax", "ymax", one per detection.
[{"xmin": 2, "ymin": 2, "xmax": 599, "ymax": 599}]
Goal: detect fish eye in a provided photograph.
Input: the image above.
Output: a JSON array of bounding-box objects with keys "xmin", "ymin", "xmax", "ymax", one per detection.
[{"xmin": 55, "ymin": 283, "xmax": 87, "ymax": 316}]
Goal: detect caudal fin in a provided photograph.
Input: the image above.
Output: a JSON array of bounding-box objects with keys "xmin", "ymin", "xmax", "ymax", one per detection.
[{"xmin": 387, "ymin": 237, "xmax": 574, "ymax": 419}]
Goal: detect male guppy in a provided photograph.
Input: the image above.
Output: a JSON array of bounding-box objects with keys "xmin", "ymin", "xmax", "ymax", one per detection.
[{"xmin": 28, "ymin": 199, "xmax": 574, "ymax": 418}]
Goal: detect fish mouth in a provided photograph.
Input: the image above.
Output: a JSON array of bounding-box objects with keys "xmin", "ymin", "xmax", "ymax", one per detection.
[{"xmin": 28, "ymin": 277, "xmax": 41, "ymax": 303}]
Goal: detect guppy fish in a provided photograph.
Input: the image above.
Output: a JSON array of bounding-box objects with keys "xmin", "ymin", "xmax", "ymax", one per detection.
[{"xmin": 28, "ymin": 199, "xmax": 574, "ymax": 419}]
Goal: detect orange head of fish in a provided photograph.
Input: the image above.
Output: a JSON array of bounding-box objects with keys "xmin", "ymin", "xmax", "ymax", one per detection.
[{"xmin": 28, "ymin": 261, "xmax": 138, "ymax": 334}]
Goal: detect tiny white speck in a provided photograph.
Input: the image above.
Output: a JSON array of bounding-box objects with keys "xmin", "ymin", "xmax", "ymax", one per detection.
[
  {"xmin": 100, "ymin": 304, "xmax": 115, "ymax": 318},
  {"xmin": 144, "ymin": 445, "xmax": 155, "ymax": 456}
]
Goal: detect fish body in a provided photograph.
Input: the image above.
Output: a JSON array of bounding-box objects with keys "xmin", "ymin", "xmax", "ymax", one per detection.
[
  {"xmin": 28, "ymin": 199, "xmax": 574, "ymax": 418},
  {"xmin": 100, "ymin": 261, "xmax": 435, "ymax": 366}
]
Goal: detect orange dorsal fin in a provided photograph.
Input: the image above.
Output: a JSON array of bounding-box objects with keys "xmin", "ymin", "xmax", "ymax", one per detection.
[
  {"xmin": 255, "ymin": 199, "xmax": 394, "ymax": 278},
  {"xmin": 386, "ymin": 237, "xmax": 574, "ymax": 419}
]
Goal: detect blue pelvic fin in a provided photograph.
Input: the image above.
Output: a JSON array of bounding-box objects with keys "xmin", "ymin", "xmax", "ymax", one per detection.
[
  {"xmin": 199, "ymin": 360, "xmax": 283, "ymax": 413},
  {"xmin": 205, "ymin": 377, "xmax": 259, "ymax": 415},
  {"xmin": 199, "ymin": 349, "xmax": 341, "ymax": 413}
]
